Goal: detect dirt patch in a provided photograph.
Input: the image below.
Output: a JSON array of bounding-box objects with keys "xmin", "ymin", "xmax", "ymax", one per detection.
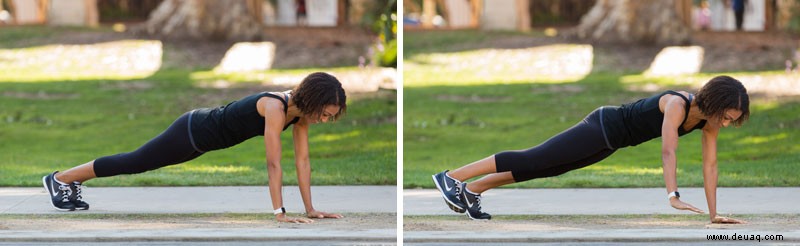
[
  {"xmin": 404, "ymin": 214, "xmax": 800, "ymax": 232},
  {"xmin": 0, "ymin": 213, "xmax": 394, "ymax": 231}
]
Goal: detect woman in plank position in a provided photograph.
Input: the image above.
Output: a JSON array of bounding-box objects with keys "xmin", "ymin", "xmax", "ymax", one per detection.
[
  {"xmin": 44, "ymin": 72, "xmax": 346, "ymax": 223},
  {"xmin": 434, "ymin": 76, "xmax": 748, "ymax": 224}
]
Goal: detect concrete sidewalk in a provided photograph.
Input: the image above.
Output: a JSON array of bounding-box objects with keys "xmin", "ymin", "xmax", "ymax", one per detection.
[
  {"xmin": 1, "ymin": 186, "xmax": 395, "ymax": 214},
  {"xmin": 405, "ymin": 187, "xmax": 800, "ymax": 215},
  {"xmin": 405, "ymin": 228, "xmax": 800, "ymax": 244},
  {"xmin": 405, "ymin": 187, "xmax": 800, "ymax": 243},
  {"xmin": 0, "ymin": 186, "xmax": 397, "ymax": 243}
]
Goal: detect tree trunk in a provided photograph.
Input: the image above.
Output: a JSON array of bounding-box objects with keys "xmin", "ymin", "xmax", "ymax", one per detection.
[
  {"xmin": 576, "ymin": 0, "xmax": 690, "ymax": 45},
  {"xmin": 144, "ymin": 0, "xmax": 263, "ymax": 41}
]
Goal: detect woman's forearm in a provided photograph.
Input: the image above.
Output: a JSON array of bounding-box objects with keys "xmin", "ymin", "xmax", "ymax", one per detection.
[
  {"xmin": 701, "ymin": 126, "xmax": 720, "ymax": 221},
  {"xmin": 267, "ymin": 160, "xmax": 283, "ymax": 210},
  {"xmin": 292, "ymin": 123, "xmax": 315, "ymax": 213},
  {"xmin": 296, "ymin": 160, "xmax": 314, "ymax": 212},
  {"xmin": 661, "ymin": 150, "xmax": 678, "ymax": 193},
  {"xmin": 703, "ymin": 161, "xmax": 718, "ymax": 219}
]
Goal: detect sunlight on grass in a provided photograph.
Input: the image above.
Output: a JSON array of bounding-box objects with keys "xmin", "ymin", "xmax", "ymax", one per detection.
[
  {"xmin": 166, "ymin": 164, "xmax": 254, "ymax": 174},
  {"xmin": 585, "ymin": 165, "xmax": 665, "ymax": 176},
  {"xmin": 735, "ymin": 133, "xmax": 788, "ymax": 145},
  {"xmin": 190, "ymin": 67, "xmax": 364, "ymax": 83},
  {"xmin": 191, "ymin": 66, "xmax": 396, "ymax": 93},
  {"xmin": 0, "ymin": 40, "xmax": 162, "ymax": 82},
  {"xmin": 311, "ymin": 130, "xmax": 361, "ymax": 142},
  {"xmin": 405, "ymin": 44, "xmax": 593, "ymax": 86},
  {"xmin": 645, "ymin": 46, "xmax": 704, "ymax": 76},
  {"xmin": 214, "ymin": 42, "xmax": 276, "ymax": 73},
  {"xmin": 620, "ymin": 71, "xmax": 800, "ymax": 96},
  {"xmin": 753, "ymin": 100, "xmax": 780, "ymax": 111}
]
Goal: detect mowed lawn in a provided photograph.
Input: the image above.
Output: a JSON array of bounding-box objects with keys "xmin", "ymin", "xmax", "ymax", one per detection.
[
  {"xmin": 0, "ymin": 27, "xmax": 396, "ymax": 186},
  {"xmin": 404, "ymin": 30, "xmax": 800, "ymax": 188}
]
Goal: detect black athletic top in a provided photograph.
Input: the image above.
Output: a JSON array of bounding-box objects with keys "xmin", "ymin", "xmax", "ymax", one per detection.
[
  {"xmin": 188, "ymin": 91, "xmax": 299, "ymax": 152},
  {"xmin": 600, "ymin": 90, "xmax": 706, "ymax": 149}
]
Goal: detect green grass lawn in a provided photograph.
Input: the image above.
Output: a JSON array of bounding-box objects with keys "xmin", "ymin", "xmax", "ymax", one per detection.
[
  {"xmin": 0, "ymin": 27, "xmax": 396, "ymax": 187},
  {"xmin": 404, "ymin": 31, "xmax": 800, "ymax": 188}
]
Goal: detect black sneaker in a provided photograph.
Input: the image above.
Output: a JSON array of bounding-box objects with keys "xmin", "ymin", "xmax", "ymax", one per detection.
[
  {"xmin": 459, "ymin": 182, "xmax": 491, "ymax": 220},
  {"xmin": 432, "ymin": 170, "xmax": 465, "ymax": 213},
  {"xmin": 69, "ymin": 181, "xmax": 90, "ymax": 210},
  {"xmin": 42, "ymin": 171, "xmax": 76, "ymax": 211}
]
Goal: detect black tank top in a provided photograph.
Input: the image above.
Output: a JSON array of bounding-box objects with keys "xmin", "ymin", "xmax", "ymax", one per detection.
[
  {"xmin": 601, "ymin": 90, "xmax": 706, "ymax": 149},
  {"xmin": 188, "ymin": 91, "xmax": 300, "ymax": 152}
]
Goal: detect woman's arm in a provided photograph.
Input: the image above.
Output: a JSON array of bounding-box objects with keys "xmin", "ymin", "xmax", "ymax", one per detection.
[
  {"xmin": 701, "ymin": 126, "xmax": 746, "ymax": 224},
  {"xmin": 661, "ymin": 96, "xmax": 704, "ymax": 213},
  {"xmin": 263, "ymin": 99, "xmax": 312, "ymax": 223},
  {"xmin": 292, "ymin": 122, "xmax": 343, "ymax": 219}
]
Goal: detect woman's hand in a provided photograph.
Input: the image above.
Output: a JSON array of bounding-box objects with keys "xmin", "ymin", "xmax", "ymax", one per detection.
[
  {"xmin": 306, "ymin": 209, "xmax": 344, "ymax": 219},
  {"xmin": 670, "ymin": 197, "xmax": 705, "ymax": 214},
  {"xmin": 712, "ymin": 215, "xmax": 746, "ymax": 224},
  {"xmin": 275, "ymin": 213, "xmax": 314, "ymax": 223}
]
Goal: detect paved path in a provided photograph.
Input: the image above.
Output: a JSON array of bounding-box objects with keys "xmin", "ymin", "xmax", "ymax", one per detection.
[
  {"xmin": 0, "ymin": 186, "xmax": 397, "ymax": 243},
  {"xmin": 405, "ymin": 228, "xmax": 800, "ymax": 244},
  {"xmin": 405, "ymin": 187, "xmax": 800, "ymax": 243},
  {"xmin": 5, "ymin": 186, "xmax": 800, "ymax": 243},
  {"xmin": 405, "ymin": 187, "xmax": 800, "ymax": 215},
  {"xmin": 1, "ymin": 186, "xmax": 396, "ymax": 214}
]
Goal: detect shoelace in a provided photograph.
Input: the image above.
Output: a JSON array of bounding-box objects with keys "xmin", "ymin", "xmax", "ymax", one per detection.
[
  {"xmin": 73, "ymin": 182, "xmax": 85, "ymax": 202},
  {"xmin": 58, "ymin": 184, "xmax": 72, "ymax": 203},
  {"xmin": 453, "ymin": 180, "xmax": 462, "ymax": 197},
  {"xmin": 473, "ymin": 195, "xmax": 483, "ymax": 211}
]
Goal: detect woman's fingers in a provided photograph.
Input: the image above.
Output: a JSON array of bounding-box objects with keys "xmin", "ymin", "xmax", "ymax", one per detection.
[
  {"xmin": 715, "ymin": 216, "xmax": 747, "ymax": 224},
  {"xmin": 309, "ymin": 211, "xmax": 344, "ymax": 219},
  {"xmin": 322, "ymin": 212, "xmax": 343, "ymax": 218},
  {"xmin": 685, "ymin": 204, "xmax": 705, "ymax": 214},
  {"xmin": 673, "ymin": 200, "xmax": 705, "ymax": 214},
  {"xmin": 294, "ymin": 217, "xmax": 314, "ymax": 223},
  {"xmin": 282, "ymin": 217, "xmax": 314, "ymax": 223}
]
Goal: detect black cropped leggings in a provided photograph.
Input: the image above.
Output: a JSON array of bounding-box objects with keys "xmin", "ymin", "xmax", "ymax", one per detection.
[
  {"xmin": 495, "ymin": 108, "xmax": 617, "ymax": 182},
  {"xmin": 93, "ymin": 111, "xmax": 204, "ymax": 177}
]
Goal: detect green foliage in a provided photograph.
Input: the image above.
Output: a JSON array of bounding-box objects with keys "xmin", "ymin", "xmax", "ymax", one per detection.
[
  {"xmin": 377, "ymin": 39, "xmax": 397, "ymax": 67},
  {"xmin": 784, "ymin": 1, "xmax": 800, "ymax": 34},
  {"xmin": 370, "ymin": 0, "xmax": 397, "ymax": 68}
]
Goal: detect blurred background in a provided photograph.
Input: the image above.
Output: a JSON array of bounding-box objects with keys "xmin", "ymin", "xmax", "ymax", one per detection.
[
  {"xmin": 403, "ymin": 0, "xmax": 799, "ymax": 189},
  {"xmin": 0, "ymin": 0, "xmax": 397, "ymax": 187}
]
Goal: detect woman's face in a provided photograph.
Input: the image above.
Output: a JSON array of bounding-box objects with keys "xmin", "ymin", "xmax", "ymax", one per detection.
[
  {"xmin": 714, "ymin": 108, "xmax": 743, "ymax": 128},
  {"xmin": 306, "ymin": 104, "xmax": 341, "ymax": 124}
]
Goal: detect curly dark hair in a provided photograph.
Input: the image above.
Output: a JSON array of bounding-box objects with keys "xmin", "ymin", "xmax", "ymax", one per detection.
[
  {"xmin": 695, "ymin": 76, "xmax": 749, "ymax": 127},
  {"xmin": 292, "ymin": 72, "xmax": 347, "ymax": 121}
]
